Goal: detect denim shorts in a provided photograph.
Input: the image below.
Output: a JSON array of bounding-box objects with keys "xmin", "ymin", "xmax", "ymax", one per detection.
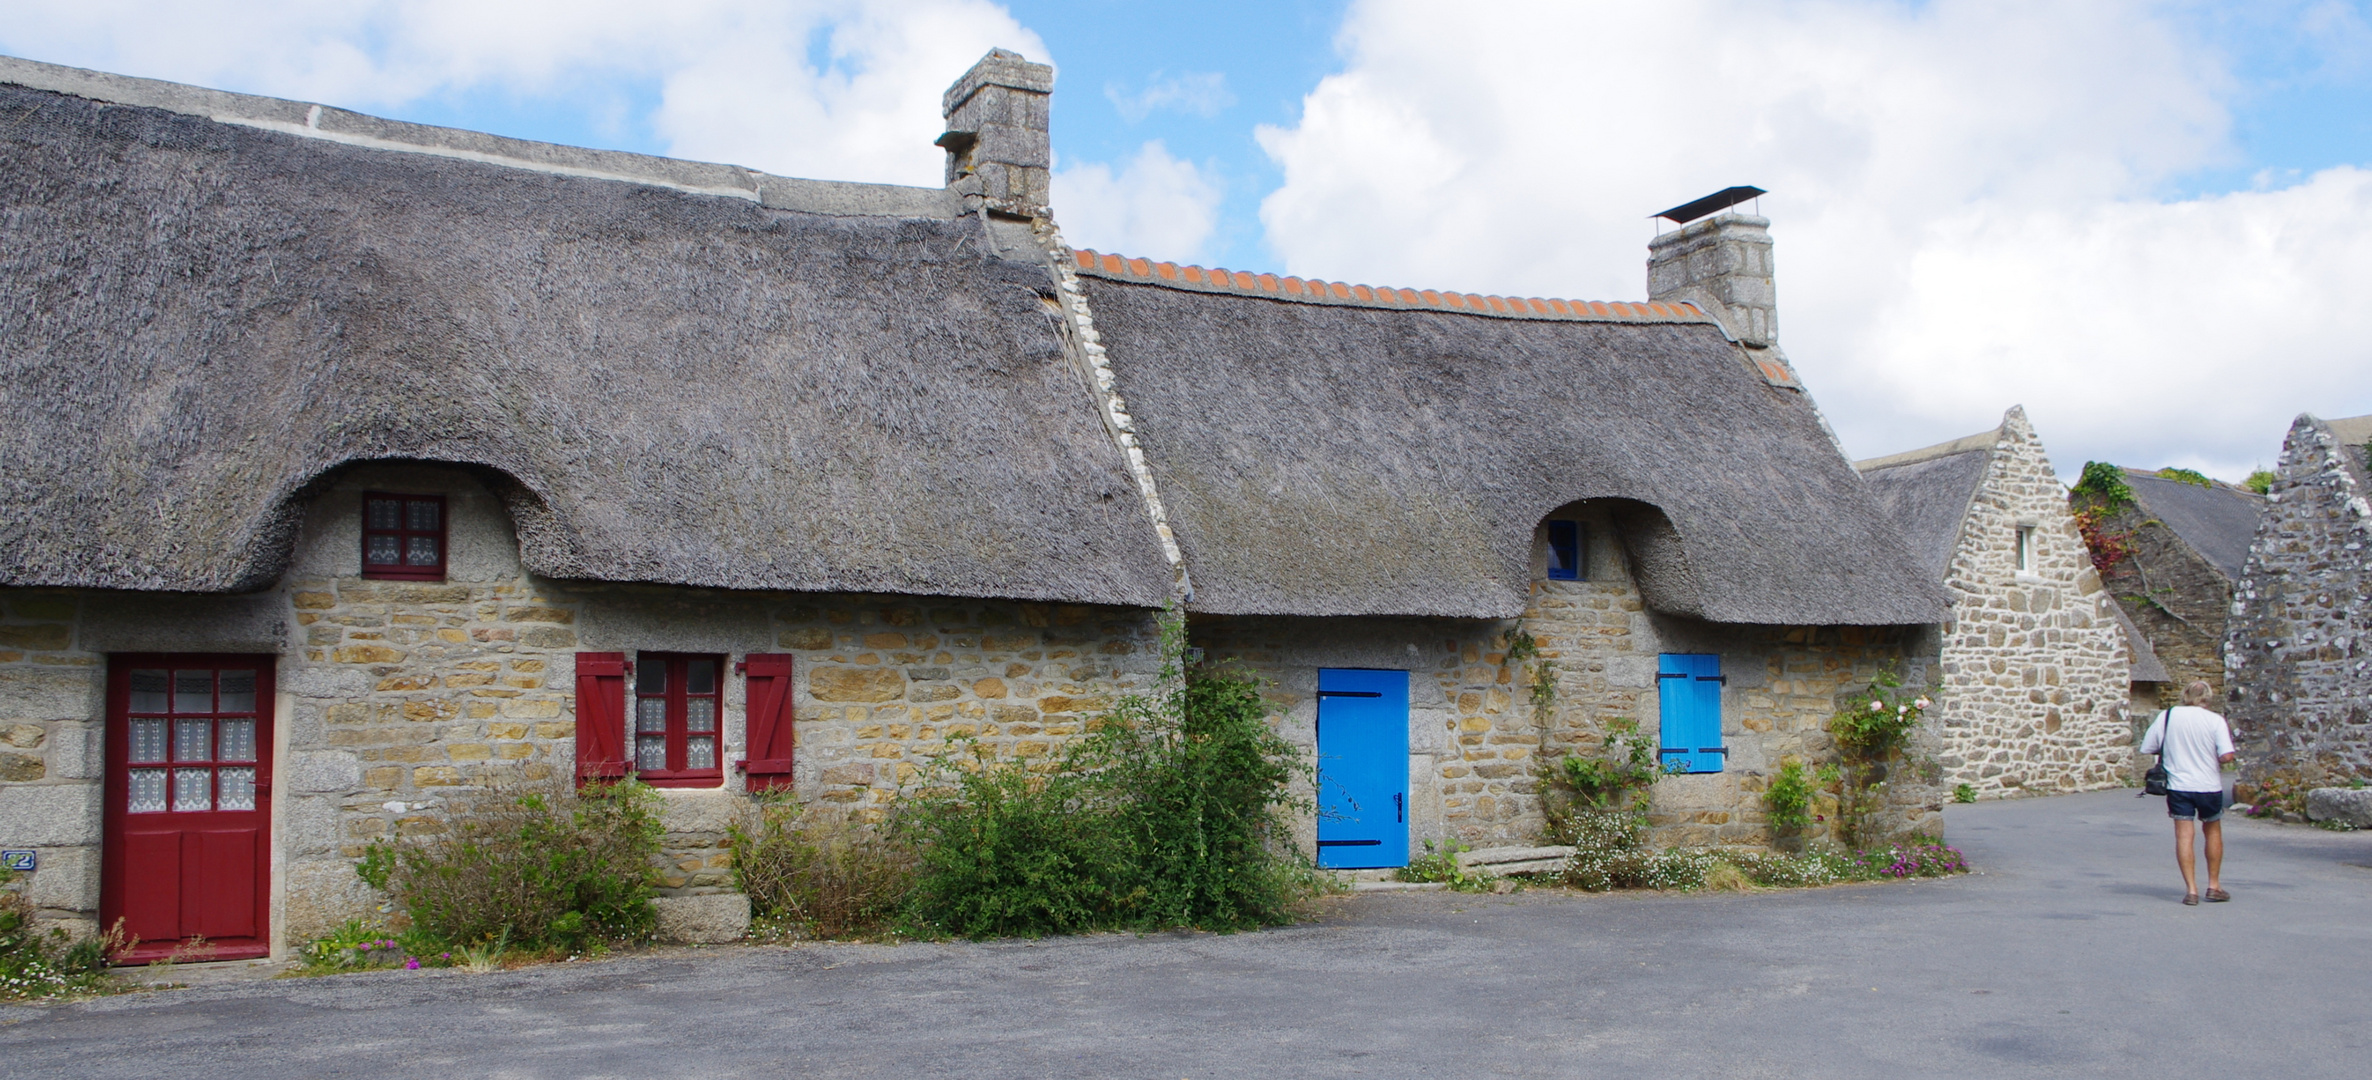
[{"xmin": 2167, "ymin": 789, "xmax": 2225, "ymax": 822}]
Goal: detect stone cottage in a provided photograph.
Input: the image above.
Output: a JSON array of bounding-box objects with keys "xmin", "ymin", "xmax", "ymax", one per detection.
[
  {"xmin": 1070, "ymin": 204, "xmax": 1948, "ymax": 855},
  {"xmin": 2076, "ymin": 467, "xmax": 2264, "ymax": 709},
  {"xmin": 0, "ymin": 49, "xmax": 1944, "ymax": 958},
  {"xmin": 1856, "ymin": 408, "xmax": 2151, "ymax": 798},
  {"xmin": 2226, "ymin": 413, "xmax": 2372, "ymax": 793}
]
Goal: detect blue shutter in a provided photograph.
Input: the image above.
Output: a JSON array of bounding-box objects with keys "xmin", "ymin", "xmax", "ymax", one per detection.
[{"xmin": 1657, "ymin": 653, "xmax": 1725, "ymax": 773}]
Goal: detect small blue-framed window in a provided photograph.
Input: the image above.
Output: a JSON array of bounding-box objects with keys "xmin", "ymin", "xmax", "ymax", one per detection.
[{"xmin": 1546, "ymin": 520, "xmax": 1582, "ymax": 580}]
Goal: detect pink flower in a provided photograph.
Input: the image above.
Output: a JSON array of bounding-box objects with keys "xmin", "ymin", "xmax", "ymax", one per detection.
[{"xmin": 404, "ymin": 957, "xmax": 421, "ymax": 970}]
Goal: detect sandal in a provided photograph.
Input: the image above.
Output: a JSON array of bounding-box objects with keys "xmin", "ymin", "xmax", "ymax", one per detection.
[
  {"xmin": 2183, "ymin": 893, "xmax": 2199, "ymax": 906},
  {"xmin": 2204, "ymin": 888, "xmax": 2231, "ymax": 903}
]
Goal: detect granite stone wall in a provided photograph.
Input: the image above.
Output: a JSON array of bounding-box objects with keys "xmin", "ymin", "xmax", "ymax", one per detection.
[
  {"xmin": 1194, "ymin": 501, "xmax": 1943, "ymax": 855},
  {"xmin": 1925, "ymin": 417, "xmax": 2135, "ymax": 797},
  {"xmin": 0, "ymin": 464, "xmax": 1161, "ymax": 945},
  {"xmin": 2228, "ymin": 420, "xmax": 2372, "ymax": 792}
]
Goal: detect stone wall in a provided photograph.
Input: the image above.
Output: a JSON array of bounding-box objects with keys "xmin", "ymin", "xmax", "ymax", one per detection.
[
  {"xmin": 0, "ymin": 464, "xmax": 1162, "ymax": 946},
  {"xmin": 1925, "ymin": 417, "xmax": 2134, "ymax": 797},
  {"xmin": 1193, "ymin": 500, "xmax": 1943, "ymax": 855},
  {"xmin": 2228, "ymin": 419, "xmax": 2372, "ymax": 791},
  {"xmin": 2096, "ymin": 509, "xmax": 2237, "ymax": 710}
]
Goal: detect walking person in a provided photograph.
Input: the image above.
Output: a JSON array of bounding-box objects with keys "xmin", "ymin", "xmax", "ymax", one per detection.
[{"xmin": 2139, "ymin": 681, "xmax": 2237, "ymax": 905}]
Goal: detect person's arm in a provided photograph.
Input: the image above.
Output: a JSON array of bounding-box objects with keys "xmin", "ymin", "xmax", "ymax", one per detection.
[
  {"xmin": 2139, "ymin": 713, "xmax": 2165, "ymax": 755},
  {"xmin": 2216, "ymin": 713, "xmax": 2236, "ymax": 765}
]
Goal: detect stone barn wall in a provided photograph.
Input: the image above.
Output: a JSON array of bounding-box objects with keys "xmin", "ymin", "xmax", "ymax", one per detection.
[
  {"xmin": 0, "ymin": 464, "xmax": 1161, "ymax": 946},
  {"xmin": 1925, "ymin": 419, "xmax": 2134, "ymax": 798},
  {"xmin": 2228, "ymin": 418, "xmax": 2372, "ymax": 792}
]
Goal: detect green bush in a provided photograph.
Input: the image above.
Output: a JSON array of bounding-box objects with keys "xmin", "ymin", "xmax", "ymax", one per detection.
[
  {"xmin": 1952, "ymin": 783, "xmax": 1977, "ymax": 804},
  {"xmin": 357, "ymin": 776, "xmax": 662, "ymax": 952},
  {"xmin": 0, "ymin": 873, "xmax": 114, "ymax": 999},
  {"xmin": 2072, "ymin": 461, "xmax": 2136, "ymax": 509},
  {"xmin": 1541, "ymin": 719, "xmax": 1664, "ymax": 846},
  {"xmin": 897, "ymin": 664, "xmax": 1312, "ymax": 938},
  {"xmin": 2243, "ymin": 470, "xmax": 2276, "ymax": 495},
  {"xmin": 1396, "ymin": 839, "xmax": 1497, "ymax": 891},
  {"xmin": 1763, "ymin": 759, "xmax": 1815, "ymax": 830},
  {"xmin": 731, "ymin": 798, "xmax": 917, "ymax": 939},
  {"xmin": 2155, "ymin": 467, "xmax": 2213, "ymax": 488}
]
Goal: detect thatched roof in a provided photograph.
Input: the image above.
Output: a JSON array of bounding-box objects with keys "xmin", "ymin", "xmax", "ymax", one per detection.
[
  {"xmin": 1073, "ymin": 256, "xmax": 1948, "ymax": 624},
  {"xmin": 0, "ymin": 66, "xmax": 1172, "ymax": 606},
  {"xmin": 1856, "ymin": 430, "xmax": 1996, "ymax": 579},
  {"xmin": 2123, "ymin": 469, "xmax": 2262, "ymax": 581}
]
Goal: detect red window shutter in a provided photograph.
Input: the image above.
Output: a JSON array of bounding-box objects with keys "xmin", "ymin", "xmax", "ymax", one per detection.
[
  {"xmin": 574, "ymin": 652, "xmax": 629, "ymax": 784},
  {"xmin": 740, "ymin": 653, "xmax": 796, "ymax": 791}
]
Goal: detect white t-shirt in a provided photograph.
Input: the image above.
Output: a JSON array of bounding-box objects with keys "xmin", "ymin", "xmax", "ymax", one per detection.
[{"xmin": 2139, "ymin": 706, "xmax": 2235, "ymax": 794}]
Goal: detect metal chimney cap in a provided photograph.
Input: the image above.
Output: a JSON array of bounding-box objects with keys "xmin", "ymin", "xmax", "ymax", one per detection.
[{"xmin": 1652, "ymin": 186, "xmax": 1766, "ymax": 225}]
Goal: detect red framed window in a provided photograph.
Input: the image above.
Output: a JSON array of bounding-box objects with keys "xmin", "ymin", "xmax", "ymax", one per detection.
[
  {"xmin": 632, "ymin": 653, "xmax": 724, "ymax": 788},
  {"xmin": 362, "ymin": 493, "xmax": 446, "ymax": 580}
]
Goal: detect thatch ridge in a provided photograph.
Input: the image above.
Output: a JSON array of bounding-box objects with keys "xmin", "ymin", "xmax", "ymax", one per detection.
[
  {"xmin": 1080, "ymin": 275, "xmax": 1947, "ymax": 624},
  {"xmin": 0, "ymin": 54, "xmax": 959, "ymax": 219},
  {"xmin": 0, "ymin": 82, "xmax": 1171, "ymax": 606}
]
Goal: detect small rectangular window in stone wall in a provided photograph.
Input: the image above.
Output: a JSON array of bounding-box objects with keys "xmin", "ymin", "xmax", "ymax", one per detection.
[
  {"xmin": 361, "ymin": 493, "xmax": 446, "ymax": 581},
  {"xmin": 632, "ymin": 653, "xmax": 725, "ymax": 788}
]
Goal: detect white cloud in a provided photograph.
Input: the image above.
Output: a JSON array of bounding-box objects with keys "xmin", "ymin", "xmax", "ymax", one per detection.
[
  {"xmin": 0, "ymin": 0, "xmax": 1046, "ymax": 185},
  {"xmin": 1053, "ymin": 141, "xmax": 1223, "ymax": 262},
  {"xmin": 1257, "ymin": 0, "xmax": 2372, "ymax": 479},
  {"xmin": 1106, "ymin": 71, "xmax": 1234, "ymax": 122}
]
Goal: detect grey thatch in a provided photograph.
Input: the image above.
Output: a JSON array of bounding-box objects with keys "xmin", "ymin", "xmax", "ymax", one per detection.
[
  {"xmin": 0, "ymin": 75, "xmax": 1172, "ymax": 606},
  {"xmin": 2122, "ymin": 470, "xmax": 2262, "ymax": 581},
  {"xmin": 1077, "ymin": 271, "xmax": 1948, "ymax": 624},
  {"xmin": 1856, "ymin": 433, "xmax": 1996, "ymax": 579}
]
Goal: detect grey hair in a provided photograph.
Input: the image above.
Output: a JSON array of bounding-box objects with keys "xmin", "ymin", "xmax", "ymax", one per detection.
[{"xmin": 2182, "ymin": 681, "xmax": 2213, "ymax": 706}]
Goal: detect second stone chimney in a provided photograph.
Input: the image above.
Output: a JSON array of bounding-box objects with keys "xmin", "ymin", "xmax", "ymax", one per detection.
[
  {"xmin": 938, "ymin": 49, "xmax": 1053, "ymax": 219},
  {"xmin": 1648, "ymin": 212, "xmax": 1777, "ymax": 349}
]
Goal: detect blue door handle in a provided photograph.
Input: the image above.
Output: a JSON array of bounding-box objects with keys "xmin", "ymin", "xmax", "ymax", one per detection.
[{"xmin": 1395, "ymin": 792, "xmax": 1403, "ymax": 823}]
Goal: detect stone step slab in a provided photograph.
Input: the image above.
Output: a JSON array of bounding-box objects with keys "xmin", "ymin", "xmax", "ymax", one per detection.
[
  {"xmin": 1455, "ymin": 845, "xmax": 1574, "ymax": 874},
  {"xmin": 2304, "ymin": 787, "xmax": 2372, "ymax": 828}
]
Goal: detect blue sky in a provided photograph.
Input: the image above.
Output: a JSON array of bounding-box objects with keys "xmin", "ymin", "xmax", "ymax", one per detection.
[{"xmin": 3, "ymin": 0, "xmax": 2368, "ymax": 476}]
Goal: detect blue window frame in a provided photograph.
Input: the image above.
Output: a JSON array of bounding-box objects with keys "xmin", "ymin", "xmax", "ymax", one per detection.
[{"xmin": 1546, "ymin": 520, "xmax": 1582, "ymax": 580}]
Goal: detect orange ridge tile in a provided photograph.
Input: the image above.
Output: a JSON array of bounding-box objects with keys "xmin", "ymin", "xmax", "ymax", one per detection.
[{"xmin": 1066, "ymin": 249, "xmax": 1707, "ymax": 323}]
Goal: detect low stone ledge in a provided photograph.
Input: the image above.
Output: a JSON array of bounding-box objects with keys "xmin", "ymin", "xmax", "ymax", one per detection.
[
  {"xmin": 2304, "ymin": 788, "xmax": 2372, "ymax": 828},
  {"xmin": 1455, "ymin": 845, "xmax": 1574, "ymax": 875},
  {"xmin": 653, "ymin": 893, "xmax": 750, "ymax": 944},
  {"xmin": 1350, "ymin": 881, "xmax": 1446, "ymax": 892}
]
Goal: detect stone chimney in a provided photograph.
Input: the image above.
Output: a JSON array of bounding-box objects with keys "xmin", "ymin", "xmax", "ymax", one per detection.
[
  {"xmin": 938, "ymin": 49, "xmax": 1053, "ymax": 219},
  {"xmin": 1648, "ymin": 213, "xmax": 1777, "ymax": 349}
]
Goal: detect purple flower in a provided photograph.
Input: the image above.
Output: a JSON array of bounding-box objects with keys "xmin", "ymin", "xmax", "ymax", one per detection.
[{"xmin": 404, "ymin": 957, "xmax": 421, "ymax": 970}]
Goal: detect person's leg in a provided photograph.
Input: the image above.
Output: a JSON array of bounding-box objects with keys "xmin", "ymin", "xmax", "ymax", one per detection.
[
  {"xmin": 2174, "ymin": 819, "xmax": 2198, "ymax": 898},
  {"xmin": 2203, "ymin": 820, "xmax": 2224, "ymax": 893}
]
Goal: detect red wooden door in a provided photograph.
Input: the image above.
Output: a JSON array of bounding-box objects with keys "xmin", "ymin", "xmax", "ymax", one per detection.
[{"xmin": 101, "ymin": 656, "xmax": 274, "ymax": 963}]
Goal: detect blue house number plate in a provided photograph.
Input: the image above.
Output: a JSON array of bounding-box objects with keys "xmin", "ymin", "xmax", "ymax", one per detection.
[{"xmin": 1, "ymin": 851, "xmax": 33, "ymax": 872}]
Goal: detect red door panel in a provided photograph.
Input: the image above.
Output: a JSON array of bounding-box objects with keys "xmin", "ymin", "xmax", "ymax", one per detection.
[
  {"xmin": 101, "ymin": 656, "xmax": 274, "ymax": 964},
  {"xmin": 120, "ymin": 832, "xmax": 180, "ymax": 944},
  {"xmin": 194, "ymin": 830, "xmax": 257, "ymax": 940}
]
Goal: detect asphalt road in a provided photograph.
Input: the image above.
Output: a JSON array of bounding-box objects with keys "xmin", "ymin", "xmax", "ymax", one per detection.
[{"xmin": 3, "ymin": 789, "xmax": 2366, "ymax": 1079}]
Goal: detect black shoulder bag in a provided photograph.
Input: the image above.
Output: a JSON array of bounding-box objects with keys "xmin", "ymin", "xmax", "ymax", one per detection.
[{"xmin": 2143, "ymin": 709, "xmax": 2173, "ymax": 796}]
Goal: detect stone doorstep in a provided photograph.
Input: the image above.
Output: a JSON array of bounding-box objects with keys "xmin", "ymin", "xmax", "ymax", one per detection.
[
  {"xmin": 1351, "ymin": 882, "xmax": 1447, "ymax": 892},
  {"xmin": 117, "ymin": 956, "xmax": 297, "ymax": 988},
  {"xmin": 1455, "ymin": 845, "xmax": 1575, "ymax": 871}
]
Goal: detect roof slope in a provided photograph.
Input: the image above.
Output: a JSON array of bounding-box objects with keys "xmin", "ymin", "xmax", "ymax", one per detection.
[
  {"xmin": 1856, "ymin": 430, "xmax": 1997, "ymax": 579},
  {"xmin": 2124, "ymin": 470, "xmax": 2263, "ymax": 581},
  {"xmin": 0, "ymin": 79, "xmax": 1172, "ymax": 605},
  {"xmin": 1076, "ymin": 263, "xmax": 1947, "ymax": 624}
]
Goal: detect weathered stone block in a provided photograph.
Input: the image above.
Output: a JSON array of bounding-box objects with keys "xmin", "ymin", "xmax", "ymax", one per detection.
[
  {"xmin": 0, "ymin": 784, "xmax": 101, "ymax": 845},
  {"xmin": 810, "ymin": 667, "xmax": 905, "ymax": 702},
  {"xmin": 2304, "ymin": 787, "xmax": 2372, "ymax": 828},
  {"xmin": 289, "ymin": 751, "xmax": 364, "ymax": 793},
  {"xmin": 653, "ymin": 892, "xmax": 750, "ymax": 944},
  {"xmin": 24, "ymin": 845, "xmax": 96, "ymax": 912}
]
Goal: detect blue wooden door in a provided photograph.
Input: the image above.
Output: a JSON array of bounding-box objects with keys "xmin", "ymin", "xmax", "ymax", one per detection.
[
  {"xmin": 1316, "ymin": 668, "xmax": 1409, "ymax": 868},
  {"xmin": 1657, "ymin": 653, "xmax": 1726, "ymax": 774}
]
